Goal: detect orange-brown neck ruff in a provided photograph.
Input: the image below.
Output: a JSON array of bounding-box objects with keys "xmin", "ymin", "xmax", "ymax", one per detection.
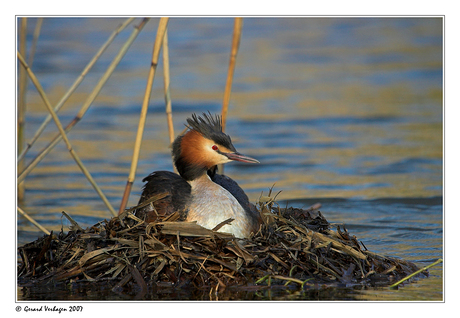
[{"xmin": 174, "ymin": 130, "xmax": 213, "ymax": 181}]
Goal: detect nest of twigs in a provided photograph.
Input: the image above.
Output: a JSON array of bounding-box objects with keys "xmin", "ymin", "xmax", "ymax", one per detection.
[{"xmin": 18, "ymin": 198, "xmax": 423, "ymax": 296}]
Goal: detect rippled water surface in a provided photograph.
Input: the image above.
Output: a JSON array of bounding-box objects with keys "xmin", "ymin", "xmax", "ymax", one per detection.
[{"xmin": 17, "ymin": 17, "xmax": 443, "ymax": 301}]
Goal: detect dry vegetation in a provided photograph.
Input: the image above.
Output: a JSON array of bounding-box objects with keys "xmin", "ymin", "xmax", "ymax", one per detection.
[{"xmin": 18, "ymin": 197, "xmax": 423, "ymax": 296}]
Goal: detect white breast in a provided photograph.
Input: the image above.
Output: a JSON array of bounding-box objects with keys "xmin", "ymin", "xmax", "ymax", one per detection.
[{"xmin": 186, "ymin": 175, "xmax": 252, "ymax": 238}]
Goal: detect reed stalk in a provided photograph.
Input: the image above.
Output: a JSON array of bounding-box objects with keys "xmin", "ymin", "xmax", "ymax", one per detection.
[
  {"xmin": 17, "ymin": 17, "xmax": 28, "ymax": 202},
  {"xmin": 162, "ymin": 28, "xmax": 175, "ymax": 146},
  {"xmin": 27, "ymin": 17, "xmax": 43, "ymax": 66},
  {"xmin": 18, "ymin": 17, "xmax": 135, "ymax": 162},
  {"xmin": 17, "ymin": 52, "xmax": 117, "ymax": 216},
  {"xmin": 17, "ymin": 206, "xmax": 50, "ymax": 235},
  {"xmin": 18, "ymin": 18, "xmax": 148, "ymax": 184},
  {"xmin": 221, "ymin": 17, "xmax": 243, "ymax": 132},
  {"xmin": 389, "ymin": 258, "xmax": 443, "ymax": 289},
  {"xmin": 118, "ymin": 17, "xmax": 170, "ymax": 214},
  {"xmin": 256, "ymin": 274, "xmax": 311, "ymax": 287},
  {"xmin": 162, "ymin": 28, "xmax": 177, "ymax": 173},
  {"xmin": 18, "ymin": 18, "xmax": 42, "ymax": 180},
  {"xmin": 218, "ymin": 18, "xmax": 243, "ymax": 174}
]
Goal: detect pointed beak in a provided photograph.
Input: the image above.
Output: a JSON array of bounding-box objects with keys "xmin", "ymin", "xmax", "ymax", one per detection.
[{"xmin": 224, "ymin": 151, "xmax": 260, "ymax": 164}]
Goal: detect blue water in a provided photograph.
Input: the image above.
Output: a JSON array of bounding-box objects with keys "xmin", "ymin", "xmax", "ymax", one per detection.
[{"xmin": 17, "ymin": 17, "xmax": 443, "ymax": 301}]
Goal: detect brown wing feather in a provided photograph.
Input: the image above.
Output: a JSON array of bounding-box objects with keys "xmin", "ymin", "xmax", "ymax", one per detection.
[{"xmin": 135, "ymin": 171, "xmax": 191, "ymax": 223}]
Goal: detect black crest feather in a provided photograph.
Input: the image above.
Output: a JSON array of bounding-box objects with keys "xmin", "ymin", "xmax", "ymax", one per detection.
[
  {"xmin": 186, "ymin": 113, "xmax": 235, "ymax": 151},
  {"xmin": 171, "ymin": 113, "xmax": 237, "ymax": 180}
]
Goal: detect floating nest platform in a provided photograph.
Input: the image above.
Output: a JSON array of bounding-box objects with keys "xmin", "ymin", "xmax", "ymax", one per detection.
[{"xmin": 18, "ymin": 200, "xmax": 425, "ymax": 296}]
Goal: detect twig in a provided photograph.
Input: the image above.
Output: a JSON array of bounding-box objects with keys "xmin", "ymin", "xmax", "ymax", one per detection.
[
  {"xmin": 212, "ymin": 218, "xmax": 234, "ymax": 232},
  {"xmin": 118, "ymin": 17, "xmax": 169, "ymax": 214},
  {"xmin": 61, "ymin": 211, "xmax": 84, "ymax": 232},
  {"xmin": 256, "ymin": 274, "xmax": 311, "ymax": 288},
  {"xmin": 17, "ymin": 206, "xmax": 50, "ymax": 235},
  {"xmin": 389, "ymin": 258, "xmax": 443, "ymax": 289}
]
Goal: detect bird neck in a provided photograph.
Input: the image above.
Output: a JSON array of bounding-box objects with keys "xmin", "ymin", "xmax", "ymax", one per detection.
[
  {"xmin": 172, "ymin": 130, "xmax": 213, "ymax": 181},
  {"xmin": 188, "ymin": 174, "xmax": 214, "ymax": 189},
  {"xmin": 175, "ymin": 157, "xmax": 208, "ymax": 181}
]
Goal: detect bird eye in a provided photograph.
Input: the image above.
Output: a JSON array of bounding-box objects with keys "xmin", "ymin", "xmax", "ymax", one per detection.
[{"xmin": 212, "ymin": 145, "xmax": 219, "ymax": 151}]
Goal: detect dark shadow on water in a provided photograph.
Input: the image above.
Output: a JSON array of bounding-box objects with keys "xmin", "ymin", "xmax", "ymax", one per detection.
[{"xmin": 18, "ymin": 281, "xmax": 392, "ymax": 301}]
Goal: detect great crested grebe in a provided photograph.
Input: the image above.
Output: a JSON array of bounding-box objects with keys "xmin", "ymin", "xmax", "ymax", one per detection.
[{"xmin": 135, "ymin": 113, "xmax": 262, "ymax": 238}]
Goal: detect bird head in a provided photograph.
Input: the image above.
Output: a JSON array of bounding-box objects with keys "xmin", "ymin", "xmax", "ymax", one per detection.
[{"xmin": 172, "ymin": 113, "xmax": 259, "ymax": 181}]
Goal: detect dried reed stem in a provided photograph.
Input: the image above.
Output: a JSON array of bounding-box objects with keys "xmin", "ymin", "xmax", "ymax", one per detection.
[
  {"xmin": 162, "ymin": 28, "xmax": 177, "ymax": 172},
  {"xmin": 17, "ymin": 52, "xmax": 117, "ymax": 217},
  {"xmin": 389, "ymin": 258, "xmax": 443, "ymax": 289},
  {"xmin": 27, "ymin": 17, "xmax": 43, "ymax": 66},
  {"xmin": 218, "ymin": 18, "xmax": 243, "ymax": 174},
  {"xmin": 162, "ymin": 28, "xmax": 174, "ymax": 145},
  {"xmin": 18, "ymin": 17, "xmax": 42, "ymax": 165},
  {"xmin": 17, "ymin": 17, "xmax": 28, "ymax": 201},
  {"xmin": 256, "ymin": 274, "xmax": 308, "ymax": 287},
  {"xmin": 19, "ymin": 205, "xmax": 424, "ymax": 291},
  {"xmin": 18, "ymin": 18, "xmax": 148, "ymax": 184},
  {"xmin": 118, "ymin": 18, "xmax": 170, "ymax": 214},
  {"xmin": 221, "ymin": 17, "xmax": 243, "ymax": 132},
  {"xmin": 18, "ymin": 17, "xmax": 135, "ymax": 162},
  {"xmin": 17, "ymin": 206, "xmax": 50, "ymax": 235}
]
